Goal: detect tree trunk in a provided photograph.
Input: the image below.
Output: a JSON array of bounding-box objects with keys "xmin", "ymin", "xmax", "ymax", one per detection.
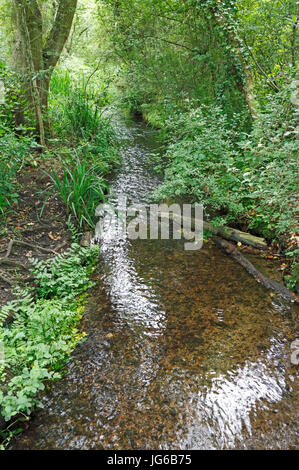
[
  {"xmin": 291, "ymin": 18, "xmax": 298, "ymax": 70},
  {"xmin": 213, "ymin": 237, "xmax": 298, "ymax": 303},
  {"xmin": 236, "ymin": 52, "xmax": 257, "ymax": 120},
  {"xmin": 40, "ymin": 76, "xmax": 51, "ymax": 135},
  {"xmin": 12, "ymin": 0, "xmax": 78, "ymax": 141},
  {"xmin": 208, "ymin": 3, "xmax": 257, "ymax": 120}
]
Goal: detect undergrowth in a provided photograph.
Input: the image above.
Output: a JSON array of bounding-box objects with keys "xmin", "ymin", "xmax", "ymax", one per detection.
[
  {"xmin": 154, "ymin": 89, "xmax": 298, "ymax": 241},
  {"xmin": 0, "ymin": 242, "xmax": 99, "ymax": 448},
  {"xmin": 46, "ymin": 69, "xmax": 121, "ymax": 229},
  {"xmin": 152, "ymin": 87, "xmax": 298, "ymax": 290},
  {"xmin": 0, "ymin": 132, "xmax": 37, "ymax": 218},
  {"xmin": 46, "ymin": 154, "xmax": 108, "ymax": 230},
  {"xmin": 49, "ymin": 69, "xmax": 120, "ymax": 177}
]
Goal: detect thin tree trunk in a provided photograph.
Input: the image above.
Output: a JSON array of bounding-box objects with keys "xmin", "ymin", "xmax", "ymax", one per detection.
[
  {"xmin": 208, "ymin": 4, "xmax": 257, "ymax": 120},
  {"xmin": 21, "ymin": 6, "xmax": 45, "ymax": 146},
  {"xmin": 237, "ymin": 53, "xmax": 257, "ymax": 120},
  {"xmin": 40, "ymin": 76, "xmax": 51, "ymax": 136},
  {"xmin": 13, "ymin": 0, "xmax": 45, "ymax": 144},
  {"xmin": 291, "ymin": 19, "xmax": 298, "ymax": 70}
]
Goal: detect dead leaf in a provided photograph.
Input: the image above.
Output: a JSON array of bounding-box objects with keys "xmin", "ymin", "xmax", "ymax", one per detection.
[{"xmin": 48, "ymin": 232, "xmax": 61, "ymax": 241}]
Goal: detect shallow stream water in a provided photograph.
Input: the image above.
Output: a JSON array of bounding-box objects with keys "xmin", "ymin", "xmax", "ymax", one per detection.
[{"xmin": 12, "ymin": 120, "xmax": 298, "ymax": 450}]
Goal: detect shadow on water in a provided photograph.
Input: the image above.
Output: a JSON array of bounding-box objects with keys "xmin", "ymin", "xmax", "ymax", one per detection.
[{"xmin": 12, "ymin": 119, "xmax": 298, "ymax": 450}]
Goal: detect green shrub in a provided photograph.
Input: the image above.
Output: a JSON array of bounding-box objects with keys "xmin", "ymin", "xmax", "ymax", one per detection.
[
  {"xmin": 155, "ymin": 94, "xmax": 298, "ymax": 241},
  {"xmin": 0, "ymin": 132, "xmax": 36, "ymax": 216},
  {"xmin": 47, "ymin": 154, "xmax": 108, "ymax": 230},
  {"xmin": 30, "ymin": 243, "xmax": 98, "ymax": 299},
  {"xmin": 0, "ymin": 62, "xmax": 28, "ymax": 136},
  {"xmin": 49, "ymin": 70, "xmax": 117, "ymax": 142},
  {"xmin": 0, "ymin": 158, "xmax": 18, "ymax": 216},
  {"xmin": 0, "ymin": 243, "xmax": 99, "ymax": 424},
  {"xmin": 154, "ymin": 105, "xmax": 247, "ymax": 224},
  {"xmin": 49, "ymin": 69, "xmax": 120, "ymax": 178}
]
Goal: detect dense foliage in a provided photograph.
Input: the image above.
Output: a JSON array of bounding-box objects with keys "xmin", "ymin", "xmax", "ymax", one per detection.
[
  {"xmin": 97, "ymin": 0, "xmax": 298, "ymax": 287},
  {"xmin": 155, "ymin": 86, "xmax": 298, "ymax": 240},
  {"xmin": 0, "ymin": 0, "xmax": 298, "ymax": 447},
  {"xmin": 0, "ymin": 132, "xmax": 38, "ymax": 216},
  {"xmin": 0, "ymin": 243, "xmax": 99, "ymax": 437}
]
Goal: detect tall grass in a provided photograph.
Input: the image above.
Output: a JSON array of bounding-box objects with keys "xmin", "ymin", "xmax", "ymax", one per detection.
[
  {"xmin": 46, "ymin": 154, "xmax": 108, "ymax": 230},
  {"xmin": 47, "ymin": 69, "xmax": 120, "ymax": 229},
  {"xmin": 49, "ymin": 69, "xmax": 72, "ymax": 98},
  {"xmin": 51, "ymin": 72, "xmax": 102, "ymax": 139},
  {"xmin": 50, "ymin": 70, "xmax": 112, "ymax": 139},
  {"xmin": 49, "ymin": 69, "xmax": 120, "ymax": 177}
]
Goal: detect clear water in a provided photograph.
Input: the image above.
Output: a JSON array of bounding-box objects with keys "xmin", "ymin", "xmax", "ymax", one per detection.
[{"xmin": 12, "ymin": 120, "xmax": 298, "ymax": 450}]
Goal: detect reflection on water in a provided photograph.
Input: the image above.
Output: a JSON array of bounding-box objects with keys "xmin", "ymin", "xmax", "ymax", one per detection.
[{"xmin": 12, "ymin": 119, "xmax": 298, "ymax": 450}]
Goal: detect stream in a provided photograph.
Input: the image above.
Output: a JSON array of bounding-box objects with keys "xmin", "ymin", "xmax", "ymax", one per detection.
[{"xmin": 12, "ymin": 119, "xmax": 298, "ymax": 450}]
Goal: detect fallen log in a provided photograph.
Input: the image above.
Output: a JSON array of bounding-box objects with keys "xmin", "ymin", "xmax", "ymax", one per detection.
[
  {"xmin": 157, "ymin": 211, "xmax": 296, "ymax": 302},
  {"xmin": 203, "ymin": 221, "xmax": 268, "ymax": 250},
  {"xmin": 213, "ymin": 237, "xmax": 298, "ymax": 303},
  {"xmin": 158, "ymin": 211, "xmax": 268, "ymax": 250}
]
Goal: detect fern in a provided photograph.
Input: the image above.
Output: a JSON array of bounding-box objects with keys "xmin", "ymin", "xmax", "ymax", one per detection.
[
  {"xmin": 0, "ymin": 290, "xmax": 34, "ymax": 327},
  {"xmin": 0, "ymin": 243, "xmax": 99, "ymax": 426},
  {"xmin": 29, "ymin": 243, "xmax": 99, "ymax": 299},
  {"xmin": 66, "ymin": 217, "xmax": 83, "ymax": 242}
]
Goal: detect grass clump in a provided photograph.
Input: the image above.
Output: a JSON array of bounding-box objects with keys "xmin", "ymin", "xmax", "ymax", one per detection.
[
  {"xmin": 49, "ymin": 69, "xmax": 120, "ymax": 177},
  {"xmin": 47, "ymin": 69, "xmax": 121, "ymax": 230},
  {"xmin": 47, "ymin": 154, "xmax": 108, "ymax": 230}
]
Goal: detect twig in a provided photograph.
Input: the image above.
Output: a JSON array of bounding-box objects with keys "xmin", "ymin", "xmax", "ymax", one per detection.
[
  {"xmin": 55, "ymin": 241, "xmax": 68, "ymax": 252},
  {"xmin": 0, "ymin": 239, "xmax": 68, "ymax": 277},
  {"xmin": 0, "ymin": 239, "xmax": 59, "ymax": 259},
  {"xmin": 0, "ymin": 259, "xmax": 30, "ymax": 271},
  {"xmin": 213, "ymin": 237, "xmax": 298, "ymax": 303}
]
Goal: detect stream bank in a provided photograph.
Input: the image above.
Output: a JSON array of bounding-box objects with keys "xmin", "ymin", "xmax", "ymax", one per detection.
[{"xmin": 10, "ymin": 118, "xmax": 298, "ymax": 450}]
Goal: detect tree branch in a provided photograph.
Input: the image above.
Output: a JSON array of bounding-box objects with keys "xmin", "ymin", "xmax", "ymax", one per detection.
[
  {"xmin": 141, "ymin": 35, "xmax": 199, "ymax": 53},
  {"xmin": 43, "ymin": 0, "xmax": 78, "ymax": 70},
  {"xmin": 243, "ymin": 39, "xmax": 280, "ymax": 92}
]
